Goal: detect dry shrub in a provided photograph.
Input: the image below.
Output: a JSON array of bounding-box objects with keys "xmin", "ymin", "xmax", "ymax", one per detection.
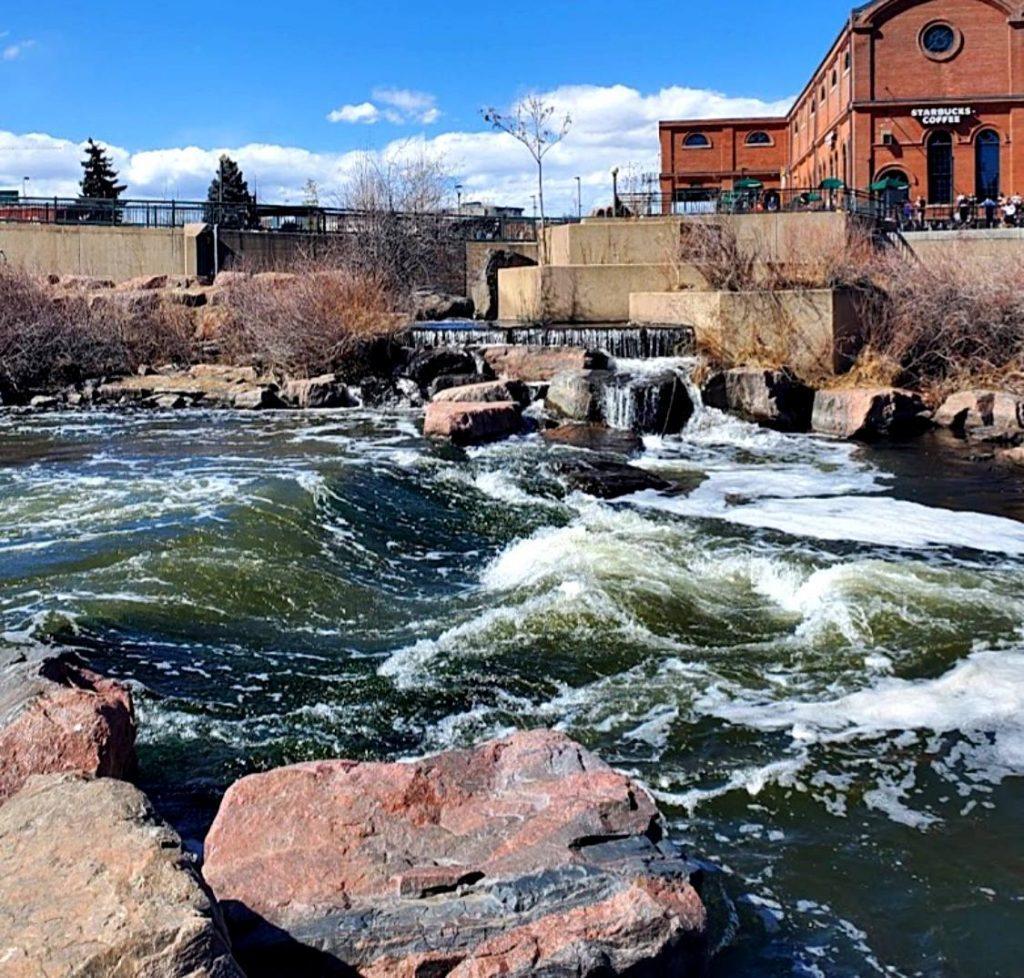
[
  {"xmin": 218, "ymin": 267, "xmax": 405, "ymax": 380},
  {"xmin": 863, "ymin": 247, "xmax": 1024, "ymax": 397},
  {"xmin": 676, "ymin": 220, "xmax": 756, "ymax": 292},
  {"xmin": 0, "ymin": 267, "xmax": 195, "ymax": 397}
]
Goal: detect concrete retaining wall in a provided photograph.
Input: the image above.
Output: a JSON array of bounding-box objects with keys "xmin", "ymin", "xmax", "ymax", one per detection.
[
  {"xmin": 0, "ymin": 223, "xmax": 207, "ymax": 282},
  {"xmin": 629, "ymin": 288, "xmax": 864, "ymax": 378},
  {"xmin": 500, "ymin": 263, "xmax": 707, "ymax": 324},
  {"xmin": 901, "ymin": 228, "xmax": 1024, "ymax": 265}
]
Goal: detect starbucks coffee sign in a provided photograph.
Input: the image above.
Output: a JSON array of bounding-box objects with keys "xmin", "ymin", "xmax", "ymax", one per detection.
[{"xmin": 912, "ymin": 106, "xmax": 974, "ymax": 125}]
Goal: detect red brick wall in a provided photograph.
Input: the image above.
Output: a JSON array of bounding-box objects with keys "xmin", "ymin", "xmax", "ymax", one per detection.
[{"xmin": 659, "ymin": 0, "xmax": 1024, "ymax": 202}]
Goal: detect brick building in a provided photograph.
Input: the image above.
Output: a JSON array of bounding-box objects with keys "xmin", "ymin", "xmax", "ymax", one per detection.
[{"xmin": 660, "ymin": 0, "xmax": 1024, "ymax": 209}]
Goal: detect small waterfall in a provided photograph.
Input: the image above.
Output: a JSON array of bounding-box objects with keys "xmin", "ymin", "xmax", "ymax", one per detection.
[
  {"xmin": 601, "ymin": 357, "xmax": 700, "ymax": 434},
  {"xmin": 407, "ymin": 325, "xmax": 694, "ymax": 359}
]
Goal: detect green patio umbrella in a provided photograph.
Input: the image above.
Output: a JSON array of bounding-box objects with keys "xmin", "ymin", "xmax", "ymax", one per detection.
[
  {"xmin": 820, "ymin": 177, "xmax": 845, "ymax": 190},
  {"xmin": 870, "ymin": 176, "xmax": 909, "ymax": 192},
  {"xmin": 805, "ymin": 192, "xmax": 823, "ymax": 202},
  {"xmin": 734, "ymin": 178, "xmax": 763, "ymax": 190}
]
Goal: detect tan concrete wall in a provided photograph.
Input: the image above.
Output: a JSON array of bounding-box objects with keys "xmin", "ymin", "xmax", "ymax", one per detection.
[
  {"xmin": 0, "ymin": 223, "xmax": 200, "ymax": 282},
  {"xmin": 542, "ymin": 213, "xmax": 852, "ymax": 268},
  {"xmin": 629, "ymin": 288, "xmax": 863, "ymax": 379},
  {"xmin": 902, "ymin": 229, "xmax": 1024, "ymax": 266},
  {"xmin": 500, "ymin": 264, "xmax": 708, "ymax": 324}
]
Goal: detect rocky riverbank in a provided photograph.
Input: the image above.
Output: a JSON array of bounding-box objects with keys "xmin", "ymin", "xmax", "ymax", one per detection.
[{"xmin": 0, "ymin": 644, "xmax": 711, "ymax": 977}]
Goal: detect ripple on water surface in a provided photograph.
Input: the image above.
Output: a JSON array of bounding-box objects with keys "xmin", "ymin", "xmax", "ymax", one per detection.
[{"xmin": 1, "ymin": 406, "xmax": 1023, "ymax": 977}]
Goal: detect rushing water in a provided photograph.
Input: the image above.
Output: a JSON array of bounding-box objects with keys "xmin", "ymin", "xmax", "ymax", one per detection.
[{"xmin": 1, "ymin": 400, "xmax": 1024, "ymax": 977}]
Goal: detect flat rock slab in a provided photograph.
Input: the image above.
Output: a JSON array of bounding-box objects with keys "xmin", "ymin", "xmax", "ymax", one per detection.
[
  {"xmin": 204, "ymin": 729, "xmax": 707, "ymax": 978},
  {"xmin": 0, "ymin": 774, "xmax": 243, "ymax": 977},
  {"xmin": 0, "ymin": 648, "xmax": 136, "ymax": 805},
  {"xmin": 424, "ymin": 400, "xmax": 522, "ymax": 444},
  {"xmin": 432, "ymin": 379, "xmax": 530, "ymax": 406},
  {"xmin": 482, "ymin": 346, "xmax": 607, "ymax": 383}
]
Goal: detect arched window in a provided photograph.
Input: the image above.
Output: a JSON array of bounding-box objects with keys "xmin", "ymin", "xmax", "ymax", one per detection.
[
  {"xmin": 831, "ymin": 69, "xmax": 838, "ymax": 87},
  {"xmin": 683, "ymin": 133, "xmax": 710, "ymax": 148},
  {"xmin": 927, "ymin": 131, "xmax": 954, "ymax": 204},
  {"xmin": 976, "ymin": 129, "xmax": 1001, "ymax": 199},
  {"xmin": 746, "ymin": 131, "xmax": 772, "ymax": 146}
]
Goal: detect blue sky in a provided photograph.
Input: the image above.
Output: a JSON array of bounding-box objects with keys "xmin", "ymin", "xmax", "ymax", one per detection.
[{"xmin": 0, "ymin": 0, "xmax": 858, "ymax": 209}]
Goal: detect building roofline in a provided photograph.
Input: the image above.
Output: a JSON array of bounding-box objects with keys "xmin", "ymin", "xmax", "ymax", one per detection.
[{"xmin": 659, "ymin": 116, "xmax": 789, "ymax": 128}]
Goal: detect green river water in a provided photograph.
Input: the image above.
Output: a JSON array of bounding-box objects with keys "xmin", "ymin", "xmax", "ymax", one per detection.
[{"xmin": 1, "ymin": 400, "xmax": 1023, "ymax": 977}]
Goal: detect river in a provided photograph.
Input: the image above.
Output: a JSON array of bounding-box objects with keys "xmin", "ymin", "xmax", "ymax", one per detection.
[{"xmin": 1, "ymin": 398, "xmax": 1023, "ymax": 977}]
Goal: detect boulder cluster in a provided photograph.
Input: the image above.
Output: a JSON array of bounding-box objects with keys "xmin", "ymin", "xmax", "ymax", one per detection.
[{"xmin": 0, "ymin": 644, "xmax": 710, "ymax": 977}]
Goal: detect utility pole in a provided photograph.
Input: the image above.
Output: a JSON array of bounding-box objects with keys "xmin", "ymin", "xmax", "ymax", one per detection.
[{"xmin": 575, "ymin": 176, "xmax": 582, "ymax": 219}]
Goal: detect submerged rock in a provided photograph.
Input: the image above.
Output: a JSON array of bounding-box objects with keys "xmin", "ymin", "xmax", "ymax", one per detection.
[
  {"xmin": 557, "ymin": 456, "xmax": 673, "ymax": 499},
  {"xmin": 0, "ymin": 648, "xmax": 136, "ymax": 805},
  {"xmin": 0, "ymin": 774, "xmax": 243, "ymax": 977},
  {"xmin": 424, "ymin": 400, "xmax": 522, "ymax": 444},
  {"xmin": 203, "ymin": 729, "xmax": 707, "ymax": 978},
  {"xmin": 542, "ymin": 423, "xmax": 644, "ymax": 456},
  {"xmin": 811, "ymin": 388, "xmax": 930, "ymax": 439},
  {"xmin": 703, "ymin": 368, "xmax": 814, "ymax": 432},
  {"xmin": 934, "ymin": 390, "xmax": 1024, "ymax": 444}
]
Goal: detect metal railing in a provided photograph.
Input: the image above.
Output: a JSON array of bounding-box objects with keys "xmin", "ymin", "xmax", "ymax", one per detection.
[
  {"xmin": 620, "ymin": 187, "xmax": 882, "ymax": 219},
  {"xmin": 0, "ymin": 196, "xmax": 576, "ymax": 242}
]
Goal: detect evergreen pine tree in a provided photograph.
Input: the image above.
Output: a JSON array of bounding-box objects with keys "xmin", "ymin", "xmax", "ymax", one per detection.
[
  {"xmin": 206, "ymin": 155, "xmax": 257, "ymax": 228},
  {"xmin": 79, "ymin": 139, "xmax": 126, "ymax": 200}
]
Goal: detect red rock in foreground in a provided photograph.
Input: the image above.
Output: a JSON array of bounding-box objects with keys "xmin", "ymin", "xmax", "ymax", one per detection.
[
  {"xmin": 423, "ymin": 400, "xmax": 521, "ymax": 444},
  {"xmin": 0, "ymin": 648, "xmax": 136, "ymax": 804},
  {"xmin": 204, "ymin": 729, "xmax": 707, "ymax": 978}
]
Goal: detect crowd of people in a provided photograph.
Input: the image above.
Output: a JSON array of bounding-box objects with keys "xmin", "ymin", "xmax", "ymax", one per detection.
[{"xmin": 896, "ymin": 192, "xmax": 1024, "ymax": 230}]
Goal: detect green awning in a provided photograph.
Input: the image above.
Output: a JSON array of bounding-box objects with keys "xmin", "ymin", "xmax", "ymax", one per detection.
[
  {"xmin": 734, "ymin": 178, "xmax": 763, "ymax": 190},
  {"xmin": 820, "ymin": 178, "xmax": 845, "ymax": 190},
  {"xmin": 870, "ymin": 176, "xmax": 910, "ymax": 192}
]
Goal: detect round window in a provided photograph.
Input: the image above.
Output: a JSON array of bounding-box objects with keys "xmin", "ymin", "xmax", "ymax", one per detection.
[
  {"xmin": 923, "ymin": 24, "xmax": 954, "ymax": 52},
  {"xmin": 920, "ymin": 22, "xmax": 960, "ymax": 60}
]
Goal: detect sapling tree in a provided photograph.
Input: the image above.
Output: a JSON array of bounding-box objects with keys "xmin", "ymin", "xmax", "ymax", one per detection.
[{"xmin": 482, "ymin": 96, "xmax": 571, "ymax": 262}]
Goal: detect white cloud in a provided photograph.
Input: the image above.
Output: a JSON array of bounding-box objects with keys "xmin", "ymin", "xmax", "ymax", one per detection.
[
  {"xmin": 2, "ymin": 38, "xmax": 35, "ymax": 61},
  {"xmin": 0, "ymin": 83, "xmax": 792, "ymax": 211},
  {"xmin": 326, "ymin": 102, "xmax": 381, "ymax": 125},
  {"xmin": 328, "ymin": 88, "xmax": 441, "ymax": 126}
]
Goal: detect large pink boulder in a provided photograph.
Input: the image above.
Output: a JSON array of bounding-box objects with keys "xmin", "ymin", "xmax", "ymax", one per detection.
[
  {"xmin": 0, "ymin": 649, "xmax": 137, "ymax": 805},
  {"xmin": 204, "ymin": 729, "xmax": 707, "ymax": 977},
  {"xmin": 811, "ymin": 387, "xmax": 930, "ymax": 439},
  {"xmin": 423, "ymin": 400, "xmax": 521, "ymax": 444}
]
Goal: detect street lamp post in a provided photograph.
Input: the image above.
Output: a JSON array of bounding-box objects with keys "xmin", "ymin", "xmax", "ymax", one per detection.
[
  {"xmin": 455, "ymin": 184, "xmax": 463, "ymax": 214},
  {"xmin": 611, "ymin": 168, "xmax": 619, "ymax": 217},
  {"xmin": 575, "ymin": 176, "xmax": 582, "ymax": 219},
  {"xmin": 21, "ymin": 177, "xmax": 29, "ymax": 199}
]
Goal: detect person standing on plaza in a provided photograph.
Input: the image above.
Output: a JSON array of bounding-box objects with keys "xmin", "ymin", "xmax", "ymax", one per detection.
[
  {"xmin": 983, "ymin": 195, "xmax": 997, "ymax": 229},
  {"xmin": 916, "ymin": 195, "xmax": 927, "ymax": 230},
  {"xmin": 1004, "ymin": 195, "xmax": 1017, "ymax": 227}
]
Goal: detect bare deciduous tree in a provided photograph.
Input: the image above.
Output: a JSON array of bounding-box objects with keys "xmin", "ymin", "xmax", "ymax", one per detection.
[{"xmin": 482, "ymin": 96, "xmax": 572, "ymax": 262}]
